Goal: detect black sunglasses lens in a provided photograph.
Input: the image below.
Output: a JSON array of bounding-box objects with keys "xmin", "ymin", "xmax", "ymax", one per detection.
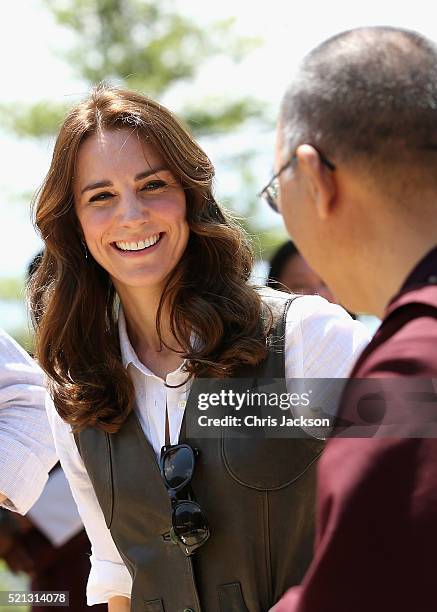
[
  {"xmin": 163, "ymin": 446, "xmax": 194, "ymax": 489},
  {"xmin": 173, "ymin": 501, "xmax": 209, "ymax": 547}
]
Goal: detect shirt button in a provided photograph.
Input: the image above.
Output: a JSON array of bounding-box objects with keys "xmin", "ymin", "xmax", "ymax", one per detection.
[
  {"xmin": 178, "ymin": 400, "xmax": 187, "ymax": 409},
  {"xmin": 183, "ymin": 609, "xmax": 195, "ymax": 612}
]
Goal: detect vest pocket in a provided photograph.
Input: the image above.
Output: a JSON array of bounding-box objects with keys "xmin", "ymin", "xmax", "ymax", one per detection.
[
  {"xmin": 144, "ymin": 599, "xmax": 164, "ymax": 612},
  {"xmin": 222, "ymin": 435, "xmax": 323, "ymax": 490},
  {"xmin": 218, "ymin": 582, "xmax": 249, "ymax": 612}
]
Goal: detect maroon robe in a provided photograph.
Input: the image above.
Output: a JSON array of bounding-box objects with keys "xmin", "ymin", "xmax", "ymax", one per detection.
[{"xmin": 273, "ymin": 247, "xmax": 437, "ymax": 612}]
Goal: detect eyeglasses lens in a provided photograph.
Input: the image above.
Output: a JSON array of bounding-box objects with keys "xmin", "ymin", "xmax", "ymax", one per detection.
[
  {"xmin": 173, "ymin": 501, "xmax": 209, "ymax": 547},
  {"xmin": 163, "ymin": 446, "xmax": 194, "ymax": 489},
  {"xmin": 266, "ymin": 181, "xmax": 279, "ymax": 212},
  {"xmin": 161, "ymin": 444, "xmax": 210, "ymax": 554}
]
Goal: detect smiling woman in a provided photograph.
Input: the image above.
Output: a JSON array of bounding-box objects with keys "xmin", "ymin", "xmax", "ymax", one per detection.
[
  {"xmin": 74, "ymin": 129, "xmax": 189, "ymax": 300},
  {"xmin": 30, "ymin": 84, "xmax": 266, "ymax": 430},
  {"xmin": 28, "ymin": 85, "xmax": 369, "ymax": 612}
]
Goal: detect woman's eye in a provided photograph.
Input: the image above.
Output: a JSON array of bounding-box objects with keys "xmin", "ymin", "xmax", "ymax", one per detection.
[
  {"xmin": 141, "ymin": 180, "xmax": 167, "ymax": 192},
  {"xmin": 89, "ymin": 191, "xmax": 113, "ymax": 203}
]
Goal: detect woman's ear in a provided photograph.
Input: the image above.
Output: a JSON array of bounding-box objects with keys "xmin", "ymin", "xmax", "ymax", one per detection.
[{"xmin": 295, "ymin": 145, "xmax": 336, "ymax": 220}]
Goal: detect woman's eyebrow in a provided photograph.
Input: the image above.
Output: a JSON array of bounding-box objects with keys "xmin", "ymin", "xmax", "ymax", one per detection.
[
  {"xmin": 80, "ymin": 167, "xmax": 168, "ymax": 195},
  {"xmin": 81, "ymin": 179, "xmax": 112, "ymax": 195},
  {"xmin": 134, "ymin": 166, "xmax": 167, "ymax": 181}
]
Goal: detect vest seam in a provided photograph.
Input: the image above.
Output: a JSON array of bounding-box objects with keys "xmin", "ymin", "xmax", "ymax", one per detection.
[
  {"xmin": 105, "ymin": 432, "xmax": 114, "ymax": 527},
  {"xmin": 265, "ymin": 295, "xmax": 300, "ymax": 376},
  {"xmin": 264, "ymin": 491, "xmax": 273, "ymax": 605},
  {"xmin": 129, "ymin": 415, "xmax": 202, "ymax": 610},
  {"xmin": 280, "ymin": 295, "xmax": 302, "ymax": 376},
  {"xmin": 187, "ymin": 557, "xmax": 202, "ymax": 612}
]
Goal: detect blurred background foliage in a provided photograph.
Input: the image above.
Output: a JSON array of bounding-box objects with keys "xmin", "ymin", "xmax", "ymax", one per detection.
[
  {"xmin": 0, "ymin": 0, "xmax": 286, "ymax": 320},
  {"xmin": 4, "ymin": 0, "xmax": 266, "ymax": 138},
  {"xmin": 0, "ymin": 560, "xmax": 28, "ymax": 611},
  {"xmin": 0, "ymin": 278, "xmax": 24, "ymax": 301}
]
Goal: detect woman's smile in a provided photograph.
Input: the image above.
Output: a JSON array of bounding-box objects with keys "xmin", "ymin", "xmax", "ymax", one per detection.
[{"xmin": 112, "ymin": 232, "xmax": 163, "ymax": 255}]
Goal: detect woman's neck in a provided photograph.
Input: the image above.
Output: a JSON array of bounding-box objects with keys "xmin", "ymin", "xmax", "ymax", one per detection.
[{"xmin": 116, "ymin": 284, "xmax": 184, "ymax": 378}]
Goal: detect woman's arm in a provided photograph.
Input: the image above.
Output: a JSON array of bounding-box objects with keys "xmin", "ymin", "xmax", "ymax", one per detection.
[{"xmin": 108, "ymin": 596, "xmax": 130, "ymax": 611}]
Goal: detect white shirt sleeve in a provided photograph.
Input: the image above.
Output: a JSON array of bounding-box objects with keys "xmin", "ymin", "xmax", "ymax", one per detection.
[
  {"xmin": 0, "ymin": 329, "xmax": 57, "ymax": 514},
  {"xmin": 282, "ymin": 295, "xmax": 370, "ymax": 435},
  {"xmin": 284, "ymin": 295, "xmax": 370, "ymax": 378},
  {"xmin": 45, "ymin": 395, "xmax": 132, "ymax": 605}
]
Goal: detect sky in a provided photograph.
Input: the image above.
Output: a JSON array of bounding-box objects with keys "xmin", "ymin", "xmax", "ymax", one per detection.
[{"xmin": 2, "ymin": 0, "xmax": 437, "ymax": 278}]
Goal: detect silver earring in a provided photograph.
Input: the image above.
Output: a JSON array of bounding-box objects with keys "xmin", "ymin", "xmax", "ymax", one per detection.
[{"xmin": 81, "ymin": 239, "xmax": 88, "ymax": 260}]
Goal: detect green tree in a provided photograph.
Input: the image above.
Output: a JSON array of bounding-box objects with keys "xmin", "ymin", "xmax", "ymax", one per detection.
[
  {"xmin": 2, "ymin": 0, "xmax": 280, "ymax": 262},
  {"xmin": 224, "ymin": 152, "xmax": 291, "ymax": 264},
  {"xmin": 4, "ymin": 0, "xmax": 264, "ymax": 138},
  {"xmin": 0, "ymin": 561, "xmax": 29, "ymax": 612}
]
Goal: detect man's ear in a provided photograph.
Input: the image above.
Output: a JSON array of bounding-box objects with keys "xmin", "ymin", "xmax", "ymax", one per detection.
[{"xmin": 295, "ymin": 144, "xmax": 336, "ymax": 220}]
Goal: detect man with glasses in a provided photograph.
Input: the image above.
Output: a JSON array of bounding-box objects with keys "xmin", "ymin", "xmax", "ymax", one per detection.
[{"xmin": 263, "ymin": 26, "xmax": 437, "ymax": 612}]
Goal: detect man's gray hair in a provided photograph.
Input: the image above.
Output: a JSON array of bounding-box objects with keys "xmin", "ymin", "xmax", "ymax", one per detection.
[{"xmin": 280, "ymin": 27, "xmax": 437, "ymax": 179}]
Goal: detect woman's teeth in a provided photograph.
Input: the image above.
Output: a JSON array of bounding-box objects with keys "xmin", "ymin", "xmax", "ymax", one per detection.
[{"xmin": 115, "ymin": 234, "xmax": 160, "ymax": 251}]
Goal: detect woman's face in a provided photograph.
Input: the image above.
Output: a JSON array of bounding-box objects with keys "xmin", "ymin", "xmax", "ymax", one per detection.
[{"xmin": 73, "ymin": 128, "xmax": 189, "ymax": 297}]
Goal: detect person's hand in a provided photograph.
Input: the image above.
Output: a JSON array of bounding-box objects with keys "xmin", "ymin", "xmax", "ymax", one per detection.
[
  {"xmin": 268, "ymin": 587, "xmax": 300, "ymax": 612},
  {"xmin": 0, "ymin": 510, "xmax": 37, "ymax": 576}
]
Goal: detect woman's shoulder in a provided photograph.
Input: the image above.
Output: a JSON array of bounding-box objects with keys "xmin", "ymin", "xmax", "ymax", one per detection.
[
  {"xmin": 256, "ymin": 286, "xmax": 302, "ymax": 324},
  {"xmin": 261, "ymin": 291, "xmax": 372, "ymax": 378},
  {"xmin": 256, "ymin": 286, "xmax": 296, "ymax": 305},
  {"xmin": 256, "ymin": 286, "xmax": 360, "ymax": 328}
]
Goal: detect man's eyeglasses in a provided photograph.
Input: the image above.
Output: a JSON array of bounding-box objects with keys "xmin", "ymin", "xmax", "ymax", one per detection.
[
  {"xmin": 160, "ymin": 443, "xmax": 210, "ymax": 556},
  {"xmin": 259, "ymin": 149, "xmax": 336, "ymax": 213}
]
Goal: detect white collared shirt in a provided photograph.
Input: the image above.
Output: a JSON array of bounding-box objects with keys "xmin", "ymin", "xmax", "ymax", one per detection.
[
  {"xmin": 45, "ymin": 293, "xmax": 370, "ymax": 605},
  {"xmin": 118, "ymin": 307, "xmax": 190, "ymax": 456}
]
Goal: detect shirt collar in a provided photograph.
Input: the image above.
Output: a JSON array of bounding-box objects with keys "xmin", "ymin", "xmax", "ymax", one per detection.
[
  {"xmin": 385, "ymin": 245, "xmax": 437, "ymax": 314},
  {"xmin": 399, "ymin": 245, "xmax": 437, "ymax": 292},
  {"xmin": 118, "ymin": 305, "xmax": 140, "ymax": 370}
]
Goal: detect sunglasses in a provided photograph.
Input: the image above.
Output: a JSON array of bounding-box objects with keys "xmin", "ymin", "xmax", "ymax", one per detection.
[
  {"xmin": 259, "ymin": 148, "xmax": 336, "ymax": 213},
  {"xmin": 160, "ymin": 443, "xmax": 210, "ymax": 556}
]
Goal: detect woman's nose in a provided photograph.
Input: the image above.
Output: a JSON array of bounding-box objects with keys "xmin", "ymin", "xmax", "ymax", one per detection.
[{"xmin": 118, "ymin": 193, "xmax": 149, "ymax": 226}]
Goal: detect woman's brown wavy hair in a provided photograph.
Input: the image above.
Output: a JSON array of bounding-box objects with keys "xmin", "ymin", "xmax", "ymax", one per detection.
[{"xmin": 30, "ymin": 85, "xmax": 271, "ymax": 433}]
